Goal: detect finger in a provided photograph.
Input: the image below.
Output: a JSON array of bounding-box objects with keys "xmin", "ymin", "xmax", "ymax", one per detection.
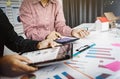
[
  {"xmin": 16, "ymin": 55, "xmax": 32, "ymax": 63},
  {"xmin": 50, "ymin": 41, "xmax": 60, "ymax": 48},
  {"xmin": 77, "ymin": 28, "xmax": 83, "ymax": 32},
  {"xmin": 12, "ymin": 67, "xmax": 24, "ymax": 72},
  {"xmin": 73, "ymin": 32, "xmax": 81, "ymax": 38},
  {"xmin": 55, "ymin": 32, "xmax": 62, "ymax": 38},
  {"xmin": 85, "ymin": 31, "xmax": 90, "ymax": 35},
  {"xmin": 82, "ymin": 30, "xmax": 89, "ymax": 36},
  {"xmin": 79, "ymin": 31, "xmax": 86, "ymax": 38},
  {"xmin": 11, "ymin": 59, "xmax": 37, "ymax": 72},
  {"xmin": 38, "ymin": 39, "xmax": 53, "ymax": 49},
  {"xmin": 51, "ymin": 35, "xmax": 57, "ymax": 40},
  {"xmin": 17, "ymin": 62, "xmax": 38, "ymax": 72},
  {"xmin": 72, "ymin": 29, "xmax": 83, "ymax": 38},
  {"xmin": 81, "ymin": 30, "xmax": 89, "ymax": 37},
  {"xmin": 50, "ymin": 34, "xmax": 59, "ymax": 40},
  {"xmin": 50, "ymin": 42, "xmax": 56, "ymax": 48}
]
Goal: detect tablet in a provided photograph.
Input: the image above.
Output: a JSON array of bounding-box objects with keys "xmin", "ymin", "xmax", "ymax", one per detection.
[
  {"xmin": 55, "ymin": 37, "xmax": 79, "ymax": 44},
  {"xmin": 21, "ymin": 43, "xmax": 73, "ymax": 67}
]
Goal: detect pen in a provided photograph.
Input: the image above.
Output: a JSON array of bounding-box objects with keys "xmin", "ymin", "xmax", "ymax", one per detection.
[
  {"xmin": 76, "ymin": 45, "xmax": 89, "ymax": 51},
  {"xmin": 73, "ymin": 43, "xmax": 96, "ymax": 57}
]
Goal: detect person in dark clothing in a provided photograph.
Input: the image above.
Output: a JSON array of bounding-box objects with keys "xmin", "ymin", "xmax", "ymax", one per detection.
[{"xmin": 0, "ymin": 8, "xmax": 58, "ymax": 76}]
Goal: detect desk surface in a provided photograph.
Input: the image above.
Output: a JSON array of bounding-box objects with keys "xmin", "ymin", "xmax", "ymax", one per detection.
[{"xmin": 1, "ymin": 23, "xmax": 120, "ymax": 79}]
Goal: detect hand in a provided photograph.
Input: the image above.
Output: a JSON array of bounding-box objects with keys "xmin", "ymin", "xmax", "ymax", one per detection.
[
  {"xmin": 37, "ymin": 39, "xmax": 60, "ymax": 49},
  {"xmin": 46, "ymin": 31, "xmax": 62, "ymax": 40},
  {"xmin": 71, "ymin": 28, "xmax": 89, "ymax": 38},
  {"xmin": 0, "ymin": 55, "xmax": 37, "ymax": 75}
]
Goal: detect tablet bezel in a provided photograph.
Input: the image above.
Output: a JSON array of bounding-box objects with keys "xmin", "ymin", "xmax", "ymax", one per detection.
[{"xmin": 21, "ymin": 43, "xmax": 73, "ymax": 67}]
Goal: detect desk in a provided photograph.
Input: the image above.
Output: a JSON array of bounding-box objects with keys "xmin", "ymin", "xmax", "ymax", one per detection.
[{"xmin": 1, "ymin": 23, "xmax": 120, "ymax": 79}]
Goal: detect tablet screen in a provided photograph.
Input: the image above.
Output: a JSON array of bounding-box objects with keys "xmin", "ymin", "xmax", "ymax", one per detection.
[
  {"xmin": 21, "ymin": 43, "xmax": 73, "ymax": 67},
  {"xmin": 55, "ymin": 37, "xmax": 79, "ymax": 44}
]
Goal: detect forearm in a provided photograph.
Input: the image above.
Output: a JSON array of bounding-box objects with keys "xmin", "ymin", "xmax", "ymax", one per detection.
[
  {"xmin": 55, "ymin": 23, "xmax": 72, "ymax": 36},
  {"xmin": 4, "ymin": 27, "xmax": 39, "ymax": 53},
  {"xmin": 6, "ymin": 35, "xmax": 39, "ymax": 53},
  {"xmin": 16, "ymin": 37, "xmax": 39, "ymax": 53}
]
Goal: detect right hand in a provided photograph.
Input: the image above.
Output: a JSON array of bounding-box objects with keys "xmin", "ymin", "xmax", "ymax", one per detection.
[
  {"xmin": 37, "ymin": 39, "xmax": 60, "ymax": 49},
  {"xmin": 46, "ymin": 31, "xmax": 62, "ymax": 40},
  {"xmin": 71, "ymin": 28, "xmax": 89, "ymax": 38},
  {"xmin": 0, "ymin": 54, "xmax": 37, "ymax": 75}
]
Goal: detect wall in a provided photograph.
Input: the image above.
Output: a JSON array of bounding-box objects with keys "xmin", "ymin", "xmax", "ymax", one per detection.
[
  {"xmin": 0, "ymin": 0, "xmax": 23, "ymax": 34},
  {"xmin": 103, "ymin": 0, "xmax": 120, "ymax": 23}
]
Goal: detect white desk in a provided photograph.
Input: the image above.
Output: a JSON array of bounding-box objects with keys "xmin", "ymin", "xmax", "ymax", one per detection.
[{"xmin": 1, "ymin": 23, "xmax": 120, "ymax": 79}]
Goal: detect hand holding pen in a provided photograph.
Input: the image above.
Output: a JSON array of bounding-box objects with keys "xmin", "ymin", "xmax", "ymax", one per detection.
[{"xmin": 71, "ymin": 28, "xmax": 89, "ymax": 38}]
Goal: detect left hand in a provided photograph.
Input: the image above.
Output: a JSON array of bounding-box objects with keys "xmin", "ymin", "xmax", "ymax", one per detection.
[
  {"xmin": 46, "ymin": 31, "xmax": 62, "ymax": 40},
  {"xmin": 0, "ymin": 55, "xmax": 38, "ymax": 76},
  {"xmin": 71, "ymin": 28, "xmax": 89, "ymax": 38},
  {"xmin": 37, "ymin": 39, "xmax": 60, "ymax": 49}
]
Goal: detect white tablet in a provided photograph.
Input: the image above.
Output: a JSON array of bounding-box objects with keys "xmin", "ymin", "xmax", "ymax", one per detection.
[{"xmin": 21, "ymin": 43, "xmax": 73, "ymax": 67}]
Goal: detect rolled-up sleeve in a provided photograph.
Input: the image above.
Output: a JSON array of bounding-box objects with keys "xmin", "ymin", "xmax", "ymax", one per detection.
[{"xmin": 54, "ymin": 2, "xmax": 72, "ymax": 36}]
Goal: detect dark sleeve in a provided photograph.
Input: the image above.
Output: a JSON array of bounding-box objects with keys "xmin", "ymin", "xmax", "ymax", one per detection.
[{"xmin": 0, "ymin": 8, "xmax": 39, "ymax": 53}]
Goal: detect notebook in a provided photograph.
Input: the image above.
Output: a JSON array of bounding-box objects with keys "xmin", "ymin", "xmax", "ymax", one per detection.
[{"xmin": 21, "ymin": 43, "xmax": 73, "ymax": 67}]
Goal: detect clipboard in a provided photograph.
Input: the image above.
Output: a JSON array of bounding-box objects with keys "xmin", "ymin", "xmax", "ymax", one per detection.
[{"xmin": 21, "ymin": 43, "xmax": 73, "ymax": 67}]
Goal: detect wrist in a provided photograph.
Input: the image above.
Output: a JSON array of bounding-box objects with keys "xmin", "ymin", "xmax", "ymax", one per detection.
[{"xmin": 71, "ymin": 29, "xmax": 74, "ymax": 37}]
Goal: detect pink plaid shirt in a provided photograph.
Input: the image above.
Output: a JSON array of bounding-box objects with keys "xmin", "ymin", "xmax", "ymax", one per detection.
[{"xmin": 20, "ymin": 0, "xmax": 72, "ymax": 41}]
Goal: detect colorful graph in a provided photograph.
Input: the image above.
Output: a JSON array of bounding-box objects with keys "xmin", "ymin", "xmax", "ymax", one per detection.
[
  {"xmin": 49, "ymin": 71, "xmax": 75, "ymax": 79},
  {"xmin": 86, "ymin": 55, "xmax": 115, "ymax": 60},
  {"xmin": 65, "ymin": 60, "xmax": 87, "ymax": 70},
  {"xmin": 62, "ymin": 72, "xmax": 74, "ymax": 79},
  {"xmin": 85, "ymin": 47, "xmax": 115, "ymax": 60},
  {"xmin": 112, "ymin": 43, "xmax": 120, "ymax": 47},
  {"xmin": 96, "ymin": 73, "xmax": 111, "ymax": 79},
  {"xmin": 103, "ymin": 61, "xmax": 120, "ymax": 72},
  {"xmin": 54, "ymin": 75, "xmax": 62, "ymax": 79}
]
